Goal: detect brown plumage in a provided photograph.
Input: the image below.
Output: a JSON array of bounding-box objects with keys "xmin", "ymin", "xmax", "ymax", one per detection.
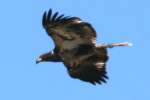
[{"xmin": 36, "ymin": 9, "xmax": 131, "ymax": 85}]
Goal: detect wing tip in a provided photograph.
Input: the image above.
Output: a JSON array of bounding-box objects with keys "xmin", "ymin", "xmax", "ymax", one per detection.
[
  {"xmin": 42, "ymin": 11, "xmax": 47, "ymax": 27},
  {"xmin": 42, "ymin": 9, "xmax": 83, "ymax": 28},
  {"xmin": 68, "ymin": 63, "xmax": 108, "ymax": 85}
]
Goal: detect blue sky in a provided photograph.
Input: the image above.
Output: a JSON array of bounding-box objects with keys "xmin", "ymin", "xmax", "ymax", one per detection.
[{"xmin": 0, "ymin": 0, "xmax": 150, "ymax": 100}]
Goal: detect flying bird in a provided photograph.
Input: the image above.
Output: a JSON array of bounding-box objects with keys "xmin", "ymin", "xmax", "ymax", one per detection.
[{"xmin": 36, "ymin": 9, "xmax": 131, "ymax": 85}]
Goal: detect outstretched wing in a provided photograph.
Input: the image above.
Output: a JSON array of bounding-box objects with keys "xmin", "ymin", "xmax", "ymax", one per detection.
[
  {"xmin": 42, "ymin": 9, "xmax": 97, "ymax": 50},
  {"xmin": 67, "ymin": 47, "xmax": 109, "ymax": 85}
]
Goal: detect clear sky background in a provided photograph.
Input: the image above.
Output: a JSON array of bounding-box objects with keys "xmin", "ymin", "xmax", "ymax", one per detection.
[{"xmin": 0, "ymin": 0, "xmax": 149, "ymax": 100}]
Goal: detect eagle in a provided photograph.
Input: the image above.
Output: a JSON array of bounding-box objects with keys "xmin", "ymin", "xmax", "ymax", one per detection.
[{"xmin": 36, "ymin": 9, "xmax": 131, "ymax": 85}]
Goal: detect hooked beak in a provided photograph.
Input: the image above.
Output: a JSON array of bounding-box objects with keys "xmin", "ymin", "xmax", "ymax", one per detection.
[{"xmin": 36, "ymin": 57, "xmax": 42, "ymax": 64}]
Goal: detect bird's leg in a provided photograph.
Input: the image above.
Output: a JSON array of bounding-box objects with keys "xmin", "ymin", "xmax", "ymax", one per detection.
[{"xmin": 97, "ymin": 42, "xmax": 132, "ymax": 48}]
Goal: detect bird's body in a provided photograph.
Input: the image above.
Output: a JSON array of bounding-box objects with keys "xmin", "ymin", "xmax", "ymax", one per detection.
[{"xmin": 36, "ymin": 9, "xmax": 131, "ymax": 85}]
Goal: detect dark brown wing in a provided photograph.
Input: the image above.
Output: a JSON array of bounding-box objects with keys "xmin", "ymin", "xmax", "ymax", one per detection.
[
  {"xmin": 67, "ymin": 47, "xmax": 109, "ymax": 85},
  {"xmin": 42, "ymin": 9, "xmax": 97, "ymax": 50},
  {"xmin": 42, "ymin": 9, "xmax": 83, "ymax": 50},
  {"xmin": 42, "ymin": 9, "xmax": 81, "ymax": 36}
]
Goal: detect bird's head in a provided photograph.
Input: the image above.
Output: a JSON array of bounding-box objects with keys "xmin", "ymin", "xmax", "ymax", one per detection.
[
  {"xmin": 36, "ymin": 51, "xmax": 61, "ymax": 64},
  {"xmin": 36, "ymin": 52, "xmax": 52, "ymax": 64}
]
